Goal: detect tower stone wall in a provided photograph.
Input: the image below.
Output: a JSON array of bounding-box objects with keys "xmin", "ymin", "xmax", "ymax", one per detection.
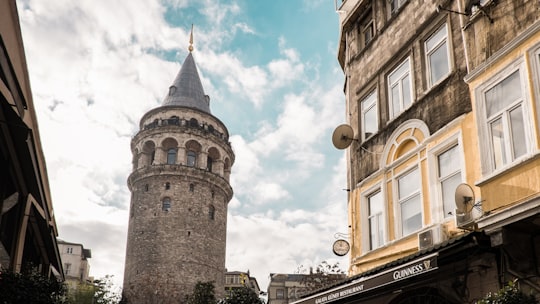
[{"xmin": 123, "ymin": 52, "xmax": 234, "ymax": 303}]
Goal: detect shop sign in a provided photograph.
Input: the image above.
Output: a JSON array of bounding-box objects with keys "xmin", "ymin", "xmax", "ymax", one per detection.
[{"xmin": 293, "ymin": 253, "xmax": 438, "ymax": 304}]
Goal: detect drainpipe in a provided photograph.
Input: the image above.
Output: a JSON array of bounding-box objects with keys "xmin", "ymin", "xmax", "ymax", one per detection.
[{"xmin": 456, "ymin": 0, "xmax": 471, "ymax": 73}]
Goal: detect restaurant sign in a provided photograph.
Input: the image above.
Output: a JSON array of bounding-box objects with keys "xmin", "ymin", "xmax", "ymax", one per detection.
[{"xmin": 292, "ymin": 253, "xmax": 438, "ymax": 304}]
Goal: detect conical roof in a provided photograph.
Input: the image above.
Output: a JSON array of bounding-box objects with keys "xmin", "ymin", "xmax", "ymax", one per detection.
[{"xmin": 162, "ymin": 52, "xmax": 210, "ymax": 113}]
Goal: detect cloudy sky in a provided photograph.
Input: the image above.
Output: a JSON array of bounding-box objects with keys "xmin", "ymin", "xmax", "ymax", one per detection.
[{"xmin": 17, "ymin": 0, "xmax": 349, "ymax": 291}]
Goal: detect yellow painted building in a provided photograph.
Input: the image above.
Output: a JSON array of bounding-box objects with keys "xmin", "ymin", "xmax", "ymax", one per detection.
[{"xmin": 294, "ymin": 0, "xmax": 540, "ymax": 303}]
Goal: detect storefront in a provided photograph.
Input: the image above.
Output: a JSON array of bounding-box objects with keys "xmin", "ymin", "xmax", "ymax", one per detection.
[{"xmin": 292, "ymin": 232, "xmax": 499, "ymax": 304}]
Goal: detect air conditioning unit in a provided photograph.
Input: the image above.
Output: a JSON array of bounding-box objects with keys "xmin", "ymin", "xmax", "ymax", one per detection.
[
  {"xmin": 418, "ymin": 225, "xmax": 446, "ymax": 250},
  {"xmin": 456, "ymin": 206, "xmax": 482, "ymax": 230}
]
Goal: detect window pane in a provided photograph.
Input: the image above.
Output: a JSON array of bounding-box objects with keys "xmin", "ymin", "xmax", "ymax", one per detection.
[
  {"xmin": 401, "ymin": 195, "xmax": 422, "ymax": 235},
  {"xmin": 398, "ymin": 168, "xmax": 420, "ymax": 199},
  {"xmin": 368, "ymin": 191, "xmax": 384, "ymax": 249},
  {"xmin": 391, "ymin": 85, "xmax": 401, "ymax": 116},
  {"xmin": 368, "ymin": 191, "xmax": 383, "ymax": 215},
  {"xmin": 364, "ymin": 106, "xmax": 377, "ymax": 135},
  {"xmin": 509, "ymin": 105, "xmax": 526, "ymax": 159},
  {"xmin": 429, "ymin": 43, "xmax": 449, "ymax": 84},
  {"xmin": 485, "ymin": 70, "xmax": 521, "ymax": 117},
  {"xmin": 390, "ymin": 59, "xmax": 409, "ymax": 84},
  {"xmin": 187, "ymin": 151, "xmax": 196, "ymax": 167},
  {"xmin": 167, "ymin": 148, "xmax": 176, "ymax": 164},
  {"xmin": 441, "ymin": 173, "xmax": 461, "ymax": 217},
  {"xmin": 438, "ymin": 145, "xmax": 459, "ymax": 177},
  {"xmin": 490, "ymin": 118, "xmax": 506, "ymax": 169},
  {"xmin": 362, "ymin": 92, "xmax": 378, "ymax": 136},
  {"xmin": 426, "ymin": 25, "xmax": 447, "ymax": 52},
  {"xmin": 402, "ymin": 75, "xmax": 411, "ymax": 107}
]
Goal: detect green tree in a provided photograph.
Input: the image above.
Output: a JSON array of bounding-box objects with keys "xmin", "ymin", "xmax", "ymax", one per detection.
[
  {"xmin": 0, "ymin": 267, "xmax": 67, "ymax": 304},
  {"xmin": 476, "ymin": 280, "xmax": 538, "ymax": 304},
  {"xmin": 221, "ymin": 286, "xmax": 263, "ymax": 304},
  {"xmin": 92, "ymin": 275, "xmax": 121, "ymax": 304},
  {"xmin": 185, "ymin": 281, "xmax": 217, "ymax": 304},
  {"xmin": 66, "ymin": 275, "xmax": 121, "ymax": 304},
  {"xmin": 295, "ymin": 261, "xmax": 346, "ymax": 293},
  {"xmin": 66, "ymin": 281, "xmax": 95, "ymax": 303}
]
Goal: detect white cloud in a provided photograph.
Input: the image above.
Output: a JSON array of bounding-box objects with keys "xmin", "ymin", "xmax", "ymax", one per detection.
[{"xmin": 17, "ymin": 0, "xmax": 346, "ymax": 295}]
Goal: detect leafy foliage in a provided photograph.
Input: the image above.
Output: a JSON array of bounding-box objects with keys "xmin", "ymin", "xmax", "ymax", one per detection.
[
  {"xmin": 0, "ymin": 267, "xmax": 67, "ymax": 304},
  {"xmin": 295, "ymin": 261, "xmax": 346, "ymax": 293},
  {"xmin": 185, "ymin": 281, "xmax": 217, "ymax": 304},
  {"xmin": 476, "ymin": 280, "xmax": 538, "ymax": 304},
  {"xmin": 221, "ymin": 286, "xmax": 263, "ymax": 304},
  {"xmin": 92, "ymin": 275, "xmax": 122, "ymax": 304}
]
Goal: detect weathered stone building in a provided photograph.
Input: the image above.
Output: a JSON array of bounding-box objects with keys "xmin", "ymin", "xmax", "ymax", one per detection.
[
  {"xmin": 293, "ymin": 0, "xmax": 540, "ymax": 303},
  {"xmin": 122, "ymin": 40, "xmax": 234, "ymax": 303}
]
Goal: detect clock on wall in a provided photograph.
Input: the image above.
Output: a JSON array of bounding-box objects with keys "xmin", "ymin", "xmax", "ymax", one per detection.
[{"xmin": 332, "ymin": 239, "xmax": 350, "ymax": 256}]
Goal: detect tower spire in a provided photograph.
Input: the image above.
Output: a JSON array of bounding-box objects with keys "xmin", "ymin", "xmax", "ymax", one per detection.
[{"xmin": 188, "ymin": 24, "xmax": 194, "ymax": 52}]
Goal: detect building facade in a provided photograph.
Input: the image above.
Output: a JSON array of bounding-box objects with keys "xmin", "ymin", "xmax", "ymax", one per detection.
[
  {"xmin": 57, "ymin": 239, "xmax": 92, "ymax": 285},
  {"xmin": 122, "ymin": 42, "xmax": 235, "ymax": 303},
  {"xmin": 294, "ymin": 0, "xmax": 540, "ymax": 303},
  {"xmin": 268, "ymin": 273, "xmax": 310, "ymax": 304},
  {"xmin": 268, "ymin": 273, "xmax": 347, "ymax": 304},
  {"xmin": 225, "ymin": 270, "xmax": 261, "ymax": 296},
  {"xmin": 0, "ymin": 0, "xmax": 62, "ymax": 279}
]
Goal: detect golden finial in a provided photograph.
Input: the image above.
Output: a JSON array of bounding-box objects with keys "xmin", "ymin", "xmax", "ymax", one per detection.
[{"xmin": 188, "ymin": 24, "xmax": 194, "ymax": 52}]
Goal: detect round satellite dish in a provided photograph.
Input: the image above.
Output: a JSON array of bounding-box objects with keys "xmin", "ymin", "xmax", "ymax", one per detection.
[
  {"xmin": 332, "ymin": 124, "xmax": 355, "ymax": 150},
  {"xmin": 454, "ymin": 183, "xmax": 475, "ymax": 214}
]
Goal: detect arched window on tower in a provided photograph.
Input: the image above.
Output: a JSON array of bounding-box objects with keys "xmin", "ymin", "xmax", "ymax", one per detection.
[
  {"xmin": 185, "ymin": 140, "xmax": 201, "ymax": 168},
  {"xmin": 207, "ymin": 156, "xmax": 213, "ymax": 172},
  {"xmin": 189, "ymin": 183, "xmax": 195, "ymax": 192},
  {"xmin": 142, "ymin": 141, "xmax": 156, "ymax": 166},
  {"xmin": 162, "ymin": 197, "xmax": 171, "ymax": 212},
  {"xmin": 207, "ymin": 147, "xmax": 221, "ymax": 173},
  {"xmin": 189, "ymin": 118, "xmax": 198, "ymax": 128},
  {"xmin": 208, "ymin": 205, "xmax": 215, "ymax": 220},
  {"xmin": 187, "ymin": 151, "xmax": 197, "ymax": 167},
  {"xmin": 167, "ymin": 148, "xmax": 177, "ymax": 165}
]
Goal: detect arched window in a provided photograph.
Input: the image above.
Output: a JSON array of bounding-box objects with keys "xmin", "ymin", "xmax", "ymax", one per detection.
[
  {"xmin": 142, "ymin": 141, "xmax": 156, "ymax": 166},
  {"xmin": 207, "ymin": 147, "xmax": 220, "ymax": 173},
  {"xmin": 167, "ymin": 148, "xmax": 177, "ymax": 164},
  {"xmin": 189, "ymin": 118, "xmax": 198, "ymax": 128},
  {"xmin": 207, "ymin": 156, "xmax": 213, "ymax": 172},
  {"xmin": 208, "ymin": 205, "xmax": 215, "ymax": 220},
  {"xmin": 187, "ymin": 151, "xmax": 197, "ymax": 167},
  {"xmin": 189, "ymin": 184, "xmax": 195, "ymax": 192},
  {"xmin": 162, "ymin": 198, "xmax": 171, "ymax": 212},
  {"xmin": 165, "ymin": 182, "xmax": 170, "ymax": 190}
]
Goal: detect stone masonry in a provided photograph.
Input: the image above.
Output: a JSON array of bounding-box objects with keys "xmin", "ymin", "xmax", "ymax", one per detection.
[{"xmin": 122, "ymin": 51, "xmax": 234, "ymax": 303}]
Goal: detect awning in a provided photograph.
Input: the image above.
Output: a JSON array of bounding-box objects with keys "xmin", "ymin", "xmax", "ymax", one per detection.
[
  {"xmin": 292, "ymin": 232, "xmax": 482, "ymax": 304},
  {"xmin": 293, "ymin": 253, "xmax": 438, "ymax": 304}
]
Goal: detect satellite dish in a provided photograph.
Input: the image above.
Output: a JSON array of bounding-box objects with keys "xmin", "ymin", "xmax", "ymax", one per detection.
[
  {"xmin": 332, "ymin": 124, "xmax": 355, "ymax": 149},
  {"xmin": 454, "ymin": 183, "xmax": 475, "ymax": 214}
]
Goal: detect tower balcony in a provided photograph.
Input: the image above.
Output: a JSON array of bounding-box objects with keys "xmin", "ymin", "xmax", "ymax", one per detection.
[{"xmin": 127, "ymin": 164, "xmax": 233, "ymax": 200}]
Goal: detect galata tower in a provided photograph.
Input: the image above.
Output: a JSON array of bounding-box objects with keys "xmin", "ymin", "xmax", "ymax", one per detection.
[{"xmin": 122, "ymin": 35, "xmax": 234, "ymax": 303}]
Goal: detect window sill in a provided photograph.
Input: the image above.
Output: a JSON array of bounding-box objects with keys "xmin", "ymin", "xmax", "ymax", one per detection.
[{"xmin": 475, "ymin": 151, "xmax": 540, "ymax": 187}]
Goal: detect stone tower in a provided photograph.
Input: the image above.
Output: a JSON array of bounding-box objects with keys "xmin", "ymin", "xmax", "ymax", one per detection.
[{"xmin": 122, "ymin": 39, "xmax": 234, "ymax": 303}]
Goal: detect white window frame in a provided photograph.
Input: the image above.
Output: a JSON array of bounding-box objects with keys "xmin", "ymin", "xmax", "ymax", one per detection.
[
  {"xmin": 389, "ymin": 0, "xmax": 408, "ymax": 15},
  {"xmin": 529, "ymin": 44, "xmax": 540, "ymax": 136},
  {"xmin": 475, "ymin": 60, "xmax": 534, "ymax": 176},
  {"xmin": 425, "ymin": 23, "xmax": 452, "ymax": 88},
  {"xmin": 361, "ymin": 184, "xmax": 386, "ymax": 253},
  {"xmin": 428, "ymin": 133, "xmax": 465, "ymax": 223},
  {"xmin": 388, "ymin": 57, "xmax": 413, "ymax": 119},
  {"xmin": 395, "ymin": 166, "xmax": 423, "ymax": 237},
  {"xmin": 360, "ymin": 90, "xmax": 378, "ymax": 141}
]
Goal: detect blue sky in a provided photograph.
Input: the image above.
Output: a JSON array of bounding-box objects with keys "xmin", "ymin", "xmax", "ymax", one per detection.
[{"xmin": 17, "ymin": 0, "xmax": 348, "ymax": 291}]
